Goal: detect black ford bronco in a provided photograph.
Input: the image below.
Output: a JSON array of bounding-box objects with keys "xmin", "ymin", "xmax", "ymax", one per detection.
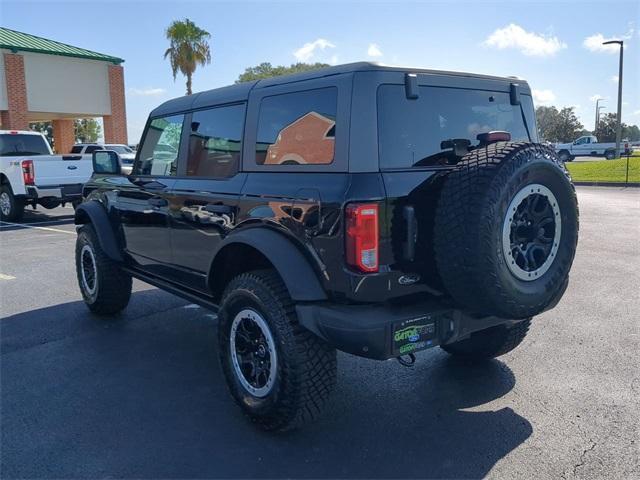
[{"xmin": 74, "ymin": 63, "xmax": 578, "ymax": 431}]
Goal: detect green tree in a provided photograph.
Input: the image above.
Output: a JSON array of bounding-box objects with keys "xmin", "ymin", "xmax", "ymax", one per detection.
[
  {"xmin": 595, "ymin": 113, "xmax": 640, "ymax": 142},
  {"xmin": 164, "ymin": 18, "xmax": 211, "ymax": 95},
  {"xmin": 535, "ymin": 106, "xmax": 584, "ymax": 143},
  {"xmin": 236, "ymin": 62, "xmax": 330, "ymax": 83},
  {"xmin": 74, "ymin": 118, "xmax": 102, "ymax": 143}
]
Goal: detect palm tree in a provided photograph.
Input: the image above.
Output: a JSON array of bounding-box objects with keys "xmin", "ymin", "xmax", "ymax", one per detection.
[{"xmin": 164, "ymin": 19, "xmax": 211, "ymax": 95}]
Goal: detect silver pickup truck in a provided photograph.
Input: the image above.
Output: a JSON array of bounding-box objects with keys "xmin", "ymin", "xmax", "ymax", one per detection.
[{"xmin": 0, "ymin": 130, "xmax": 93, "ymax": 221}]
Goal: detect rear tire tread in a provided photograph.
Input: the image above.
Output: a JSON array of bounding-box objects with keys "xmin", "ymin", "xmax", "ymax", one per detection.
[{"xmin": 219, "ymin": 269, "xmax": 337, "ymax": 431}]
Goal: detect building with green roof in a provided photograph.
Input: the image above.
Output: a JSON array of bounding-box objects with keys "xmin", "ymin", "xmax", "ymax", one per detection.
[{"xmin": 0, "ymin": 27, "xmax": 127, "ymax": 152}]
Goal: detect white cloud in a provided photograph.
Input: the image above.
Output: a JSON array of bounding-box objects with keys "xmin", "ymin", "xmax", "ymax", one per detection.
[
  {"xmin": 612, "ymin": 75, "xmax": 619, "ymax": 83},
  {"xmin": 483, "ymin": 24, "xmax": 567, "ymax": 57},
  {"xmin": 583, "ymin": 30, "xmax": 633, "ymax": 53},
  {"xmin": 532, "ymin": 89, "xmax": 556, "ymax": 105},
  {"xmin": 128, "ymin": 87, "xmax": 166, "ymax": 96},
  {"xmin": 293, "ymin": 38, "xmax": 336, "ymax": 62},
  {"xmin": 367, "ymin": 43, "xmax": 383, "ymax": 58}
]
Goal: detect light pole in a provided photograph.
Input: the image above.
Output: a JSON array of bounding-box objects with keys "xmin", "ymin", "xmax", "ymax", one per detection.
[
  {"xmin": 594, "ymin": 98, "xmax": 605, "ymax": 132},
  {"xmin": 603, "ymin": 40, "xmax": 623, "ymax": 158}
]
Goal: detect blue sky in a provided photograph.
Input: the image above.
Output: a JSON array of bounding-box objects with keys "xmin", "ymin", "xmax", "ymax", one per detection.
[{"xmin": 2, "ymin": 0, "xmax": 639, "ymax": 142}]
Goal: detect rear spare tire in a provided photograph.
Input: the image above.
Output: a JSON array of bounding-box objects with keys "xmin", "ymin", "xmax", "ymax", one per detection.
[{"xmin": 434, "ymin": 142, "xmax": 578, "ymax": 319}]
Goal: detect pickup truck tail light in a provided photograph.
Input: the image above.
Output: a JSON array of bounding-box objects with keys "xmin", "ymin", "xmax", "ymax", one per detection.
[
  {"xmin": 346, "ymin": 203, "xmax": 379, "ymax": 273},
  {"xmin": 21, "ymin": 160, "xmax": 34, "ymax": 185}
]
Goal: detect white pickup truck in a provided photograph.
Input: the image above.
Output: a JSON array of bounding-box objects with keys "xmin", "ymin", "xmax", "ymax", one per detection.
[
  {"xmin": 0, "ymin": 130, "xmax": 93, "ymax": 221},
  {"xmin": 555, "ymin": 135, "xmax": 633, "ymax": 162}
]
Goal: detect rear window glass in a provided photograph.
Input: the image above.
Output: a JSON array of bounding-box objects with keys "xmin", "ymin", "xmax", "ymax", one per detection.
[
  {"xmin": 70, "ymin": 145, "xmax": 83, "ymax": 154},
  {"xmin": 0, "ymin": 134, "xmax": 50, "ymax": 156},
  {"xmin": 256, "ymin": 87, "xmax": 337, "ymax": 166},
  {"xmin": 378, "ymin": 85, "xmax": 533, "ymax": 169}
]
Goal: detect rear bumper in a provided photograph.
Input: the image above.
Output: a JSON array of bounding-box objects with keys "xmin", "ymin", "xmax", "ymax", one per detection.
[
  {"xmin": 296, "ymin": 299, "xmax": 523, "ymax": 360},
  {"xmin": 25, "ymin": 184, "xmax": 83, "ymax": 201}
]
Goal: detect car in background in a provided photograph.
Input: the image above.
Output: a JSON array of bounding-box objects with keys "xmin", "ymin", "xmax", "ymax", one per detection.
[
  {"xmin": 71, "ymin": 143, "xmax": 136, "ymax": 174},
  {"xmin": 554, "ymin": 135, "xmax": 633, "ymax": 161},
  {"xmin": 0, "ymin": 130, "xmax": 92, "ymax": 221}
]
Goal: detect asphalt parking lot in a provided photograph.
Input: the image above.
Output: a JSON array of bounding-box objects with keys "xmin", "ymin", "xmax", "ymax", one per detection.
[{"xmin": 1, "ymin": 187, "xmax": 639, "ymax": 479}]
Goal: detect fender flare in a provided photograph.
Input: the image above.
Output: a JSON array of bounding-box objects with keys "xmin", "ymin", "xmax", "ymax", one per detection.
[
  {"xmin": 74, "ymin": 201, "xmax": 123, "ymax": 262},
  {"xmin": 209, "ymin": 228, "xmax": 327, "ymax": 302}
]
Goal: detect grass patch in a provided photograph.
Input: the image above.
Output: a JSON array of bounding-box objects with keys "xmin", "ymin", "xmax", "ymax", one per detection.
[{"xmin": 566, "ymin": 156, "xmax": 640, "ymax": 183}]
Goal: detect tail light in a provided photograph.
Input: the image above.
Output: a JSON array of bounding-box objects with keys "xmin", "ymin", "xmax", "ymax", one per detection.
[
  {"xmin": 346, "ymin": 203, "xmax": 379, "ymax": 273},
  {"xmin": 21, "ymin": 160, "xmax": 34, "ymax": 185}
]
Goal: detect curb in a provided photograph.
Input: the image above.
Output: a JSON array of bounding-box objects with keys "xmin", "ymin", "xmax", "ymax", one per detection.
[{"xmin": 573, "ymin": 181, "xmax": 640, "ymax": 187}]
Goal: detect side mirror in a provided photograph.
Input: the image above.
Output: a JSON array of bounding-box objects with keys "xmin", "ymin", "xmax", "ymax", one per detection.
[{"xmin": 93, "ymin": 150, "xmax": 121, "ymax": 175}]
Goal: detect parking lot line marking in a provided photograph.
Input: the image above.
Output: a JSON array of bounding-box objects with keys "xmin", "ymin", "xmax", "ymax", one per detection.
[
  {"xmin": 0, "ymin": 221, "xmax": 75, "ymax": 235},
  {"xmin": 0, "ymin": 273, "xmax": 16, "ymax": 280}
]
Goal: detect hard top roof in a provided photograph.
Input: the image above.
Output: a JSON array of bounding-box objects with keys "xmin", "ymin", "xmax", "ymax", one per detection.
[{"xmin": 150, "ymin": 62, "xmax": 526, "ymax": 117}]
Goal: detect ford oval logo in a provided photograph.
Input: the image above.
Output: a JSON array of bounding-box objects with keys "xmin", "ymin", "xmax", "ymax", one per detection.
[{"xmin": 67, "ymin": 165, "xmax": 78, "ymax": 170}]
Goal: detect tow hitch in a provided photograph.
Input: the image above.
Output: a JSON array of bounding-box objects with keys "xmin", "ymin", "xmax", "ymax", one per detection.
[{"xmin": 397, "ymin": 353, "xmax": 416, "ymax": 367}]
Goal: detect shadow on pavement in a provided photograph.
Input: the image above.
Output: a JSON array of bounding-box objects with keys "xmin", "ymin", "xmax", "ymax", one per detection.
[
  {"xmin": 1, "ymin": 291, "xmax": 532, "ymax": 479},
  {"xmin": 0, "ymin": 209, "xmax": 75, "ymax": 231}
]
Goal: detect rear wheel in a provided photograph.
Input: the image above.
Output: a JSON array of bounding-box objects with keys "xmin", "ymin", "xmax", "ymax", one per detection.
[
  {"xmin": 218, "ymin": 269, "xmax": 337, "ymax": 431},
  {"xmin": 0, "ymin": 185, "xmax": 25, "ymax": 222},
  {"xmin": 441, "ymin": 319, "xmax": 531, "ymax": 360},
  {"xmin": 75, "ymin": 224, "xmax": 132, "ymax": 315},
  {"xmin": 605, "ymin": 150, "xmax": 616, "ymax": 160}
]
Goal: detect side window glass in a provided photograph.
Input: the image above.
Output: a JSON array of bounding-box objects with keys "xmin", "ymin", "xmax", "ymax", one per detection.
[
  {"xmin": 187, "ymin": 104, "xmax": 245, "ymax": 177},
  {"xmin": 70, "ymin": 145, "xmax": 83, "ymax": 154},
  {"xmin": 85, "ymin": 145, "xmax": 103, "ymax": 154},
  {"xmin": 136, "ymin": 115, "xmax": 184, "ymax": 176},
  {"xmin": 256, "ymin": 87, "xmax": 337, "ymax": 166}
]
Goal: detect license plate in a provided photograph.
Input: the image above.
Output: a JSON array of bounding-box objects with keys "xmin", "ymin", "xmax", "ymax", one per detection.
[{"xmin": 392, "ymin": 316, "xmax": 437, "ymax": 356}]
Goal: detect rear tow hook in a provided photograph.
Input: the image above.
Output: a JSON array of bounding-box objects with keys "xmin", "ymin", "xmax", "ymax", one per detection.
[{"xmin": 397, "ymin": 353, "xmax": 416, "ymax": 367}]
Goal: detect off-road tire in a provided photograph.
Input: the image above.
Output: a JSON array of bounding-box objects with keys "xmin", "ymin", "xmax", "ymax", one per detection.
[
  {"xmin": 75, "ymin": 224, "xmax": 132, "ymax": 315},
  {"xmin": 441, "ymin": 319, "xmax": 531, "ymax": 360},
  {"xmin": 434, "ymin": 142, "xmax": 579, "ymax": 319},
  {"xmin": 0, "ymin": 184, "xmax": 25, "ymax": 222},
  {"xmin": 218, "ymin": 269, "xmax": 337, "ymax": 431}
]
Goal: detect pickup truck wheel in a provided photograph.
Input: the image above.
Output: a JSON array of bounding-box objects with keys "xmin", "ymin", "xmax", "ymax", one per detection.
[
  {"xmin": 434, "ymin": 142, "xmax": 579, "ymax": 319},
  {"xmin": 605, "ymin": 150, "xmax": 616, "ymax": 160},
  {"xmin": 75, "ymin": 224, "xmax": 132, "ymax": 315},
  {"xmin": 557, "ymin": 150, "xmax": 570, "ymax": 162},
  {"xmin": 441, "ymin": 319, "xmax": 531, "ymax": 360},
  {"xmin": 0, "ymin": 185, "xmax": 25, "ymax": 222},
  {"xmin": 218, "ymin": 269, "xmax": 337, "ymax": 431}
]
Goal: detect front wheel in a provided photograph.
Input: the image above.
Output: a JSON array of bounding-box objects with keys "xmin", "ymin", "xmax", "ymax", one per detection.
[
  {"xmin": 75, "ymin": 224, "xmax": 132, "ymax": 315},
  {"xmin": 218, "ymin": 270, "xmax": 337, "ymax": 431},
  {"xmin": 0, "ymin": 185, "xmax": 25, "ymax": 222},
  {"xmin": 441, "ymin": 319, "xmax": 531, "ymax": 360}
]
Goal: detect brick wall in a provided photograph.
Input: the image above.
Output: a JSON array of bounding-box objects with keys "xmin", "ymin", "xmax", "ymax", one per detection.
[
  {"xmin": 1, "ymin": 53, "xmax": 29, "ymax": 130},
  {"xmin": 52, "ymin": 119, "xmax": 75, "ymax": 154},
  {"xmin": 103, "ymin": 64, "xmax": 128, "ymax": 144}
]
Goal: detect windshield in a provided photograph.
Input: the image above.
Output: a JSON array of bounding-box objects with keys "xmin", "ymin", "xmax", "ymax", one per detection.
[
  {"xmin": 0, "ymin": 134, "xmax": 51, "ymax": 156},
  {"xmin": 378, "ymin": 85, "xmax": 536, "ymax": 168},
  {"xmin": 105, "ymin": 145, "xmax": 134, "ymax": 154}
]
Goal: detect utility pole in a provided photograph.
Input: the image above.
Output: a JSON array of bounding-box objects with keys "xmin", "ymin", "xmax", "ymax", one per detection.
[
  {"xmin": 603, "ymin": 40, "xmax": 624, "ymax": 158},
  {"xmin": 594, "ymin": 98, "xmax": 605, "ymax": 132}
]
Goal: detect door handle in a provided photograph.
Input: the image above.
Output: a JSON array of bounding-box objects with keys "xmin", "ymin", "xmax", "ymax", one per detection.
[
  {"xmin": 204, "ymin": 204, "xmax": 232, "ymax": 214},
  {"xmin": 148, "ymin": 197, "xmax": 168, "ymax": 208}
]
